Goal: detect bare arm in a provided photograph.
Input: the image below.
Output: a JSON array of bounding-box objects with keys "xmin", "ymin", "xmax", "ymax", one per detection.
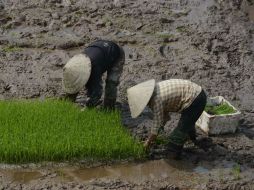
[{"xmin": 144, "ymin": 95, "xmax": 164, "ymax": 148}]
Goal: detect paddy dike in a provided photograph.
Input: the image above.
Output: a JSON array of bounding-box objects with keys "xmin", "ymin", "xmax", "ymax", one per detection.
[{"xmin": 0, "ymin": 0, "xmax": 254, "ymax": 189}]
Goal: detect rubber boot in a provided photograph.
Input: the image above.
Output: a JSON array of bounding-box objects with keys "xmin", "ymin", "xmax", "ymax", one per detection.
[
  {"xmin": 167, "ymin": 141, "xmax": 183, "ymax": 160},
  {"xmin": 192, "ymin": 137, "xmax": 213, "ymax": 152}
]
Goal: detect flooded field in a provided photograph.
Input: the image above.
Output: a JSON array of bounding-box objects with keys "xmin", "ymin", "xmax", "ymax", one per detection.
[
  {"xmin": 1, "ymin": 158, "xmax": 253, "ymax": 189},
  {"xmin": 0, "ymin": 0, "xmax": 254, "ymax": 189}
]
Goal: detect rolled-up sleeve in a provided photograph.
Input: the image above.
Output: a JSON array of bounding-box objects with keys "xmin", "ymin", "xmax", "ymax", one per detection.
[{"xmin": 151, "ymin": 96, "xmax": 164, "ymax": 135}]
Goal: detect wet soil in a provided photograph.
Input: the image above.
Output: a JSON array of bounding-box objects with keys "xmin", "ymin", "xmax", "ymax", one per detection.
[
  {"xmin": 0, "ymin": 159, "xmax": 253, "ymax": 189},
  {"xmin": 0, "ymin": 0, "xmax": 254, "ymax": 189}
]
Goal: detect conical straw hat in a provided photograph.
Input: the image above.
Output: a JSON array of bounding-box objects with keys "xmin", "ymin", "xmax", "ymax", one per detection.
[
  {"xmin": 127, "ymin": 79, "xmax": 155, "ymax": 118},
  {"xmin": 63, "ymin": 54, "xmax": 91, "ymax": 94}
]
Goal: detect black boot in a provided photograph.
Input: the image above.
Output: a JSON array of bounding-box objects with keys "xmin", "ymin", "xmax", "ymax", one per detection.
[
  {"xmin": 188, "ymin": 129, "xmax": 211, "ymax": 151},
  {"xmin": 167, "ymin": 142, "xmax": 183, "ymax": 160},
  {"xmin": 188, "ymin": 128, "xmax": 197, "ymax": 142},
  {"xmin": 192, "ymin": 137, "xmax": 213, "ymax": 152}
]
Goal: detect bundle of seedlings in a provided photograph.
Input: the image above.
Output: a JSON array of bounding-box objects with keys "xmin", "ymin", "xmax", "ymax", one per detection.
[
  {"xmin": 0, "ymin": 99, "xmax": 145, "ymax": 163},
  {"xmin": 205, "ymin": 102, "xmax": 237, "ymax": 115}
]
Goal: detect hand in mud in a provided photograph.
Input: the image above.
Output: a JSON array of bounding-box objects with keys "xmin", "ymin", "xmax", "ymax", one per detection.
[
  {"xmin": 144, "ymin": 140, "xmax": 151, "ymax": 150},
  {"xmin": 86, "ymin": 97, "xmax": 102, "ymax": 108},
  {"xmin": 59, "ymin": 93, "xmax": 78, "ymax": 102},
  {"xmin": 80, "ymin": 107, "xmax": 86, "ymax": 112},
  {"xmin": 144, "ymin": 134, "xmax": 157, "ymax": 150}
]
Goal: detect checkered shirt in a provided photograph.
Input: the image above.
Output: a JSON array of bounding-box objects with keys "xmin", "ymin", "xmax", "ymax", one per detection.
[{"xmin": 149, "ymin": 79, "xmax": 202, "ymax": 135}]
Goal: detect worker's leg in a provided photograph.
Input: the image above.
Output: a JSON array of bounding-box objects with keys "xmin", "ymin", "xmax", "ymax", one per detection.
[
  {"xmin": 85, "ymin": 66, "xmax": 103, "ymax": 107},
  {"xmin": 86, "ymin": 80, "xmax": 103, "ymax": 107},
  {"xmin": 104, "ymin": 47, "xmax": 125, "ymax": 109},
  {"xmin": 168, "ymin": 90, "xmax": 207, "ymax": 151}
]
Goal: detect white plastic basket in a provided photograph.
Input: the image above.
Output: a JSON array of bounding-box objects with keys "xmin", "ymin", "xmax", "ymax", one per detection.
[{"xmin": 195, "ymin": 96, "xmax": 241, "ymax": 135}]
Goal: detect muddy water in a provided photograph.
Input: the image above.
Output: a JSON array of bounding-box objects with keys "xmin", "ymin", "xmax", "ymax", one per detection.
[
  {"xmin": 247, "ymin": 6, "xmax": 254, "ymax": 21},
  {"xmin": 0, "ymin": 0, "xmax": 254, "ymax": 188},
  {"xmin": 12, "ymin": 171, "xmax": 42, "ymax": 183},
  {"xmin": 242, "ymin": 3, "xmax": 254, "ymax": 22},
  {"xmin": 0, "ymin": 159, "xmax": 241, "ymax": 185},
  {"xmin": 186, "ymin": 0, "xmax": 216, "ymax": 24},
  {"xmin": 0, "ymin": 160, "xmax": 197, "ymax": 184},
  {"xmin": 68, "ymin": 159, "xmax": 196, "ymax": 183}
]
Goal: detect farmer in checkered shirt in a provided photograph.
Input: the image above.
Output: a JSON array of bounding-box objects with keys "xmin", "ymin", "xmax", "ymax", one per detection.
[{"xmin": 127, "ymin": 79, "xmax": 207, "ymax": 159}]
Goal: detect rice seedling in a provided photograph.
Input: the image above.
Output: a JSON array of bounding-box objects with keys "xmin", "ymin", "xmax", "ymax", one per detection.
[
  {"xmin": 155, "ymin": 135, "xmax": 169, "ymax": 145},
  {"xmin": 155, "ymin": 33, "xmax": 175, "ymax": 39},
  {"xmin": 176, "ymin": 26, "xmax": 189, "ymax": 33},
  {"xmin": 0, "ymin": 99, "xmax": 145, "ymax": 163},
  {"xmin": 2, "ymin": 45, "xmax": 22, "ymax": 53},
  {"xmin": 232, "ymin": 163, "xmax": 241, "ymax": 180},
  {"xmin": 205, "ymin": 102, "xmax": 236, "ymax": 115}
]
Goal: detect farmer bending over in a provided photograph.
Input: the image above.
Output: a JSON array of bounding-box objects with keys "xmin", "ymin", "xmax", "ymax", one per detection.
[
  {"xmin": 62, "ymin": 40, "xmax": 125, "ymax": 109},
  {"xmin": 127, "ymin": 79, "xmax": 207, "ymax": 159}
]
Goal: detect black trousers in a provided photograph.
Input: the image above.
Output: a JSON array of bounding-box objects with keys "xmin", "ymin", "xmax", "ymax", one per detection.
[
  {"xmin": 169, "ymin": 89, "xmax": 207, "ymax": 145},
  {"xmin": 85, "ymin": 46, "xmax": 125, "ymax": 109}
]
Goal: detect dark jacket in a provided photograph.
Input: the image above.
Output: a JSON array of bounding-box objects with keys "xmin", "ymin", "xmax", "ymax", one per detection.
[
  {"xmin": 83, "ymin": 40, "xmax": 124, "ymax": 109},
  {"xmin": 84, "ymin": 40, "xmax": 120, "ymax": 73}
]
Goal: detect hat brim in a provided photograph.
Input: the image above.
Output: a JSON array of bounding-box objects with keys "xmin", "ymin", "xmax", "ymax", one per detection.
[
  {"xmin": 63, "ymin": 54, "xmax": 91, "ymax": 94},
  {"xmin": 127, "ymin": 79, "xmax": 155, "ymax": 118}
]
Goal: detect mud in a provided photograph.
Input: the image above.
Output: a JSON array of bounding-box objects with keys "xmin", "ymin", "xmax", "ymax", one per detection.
[
  {"xmin": 0, "ymin": 0, "xmax": 254, "ymax": 189},
  {"xmin": 242, "ymin": 2, "xmax": 254, "ymax": 22},
  {"xmin": 0, "ymin": 159, "xmax": 253, "ymax": 189}
]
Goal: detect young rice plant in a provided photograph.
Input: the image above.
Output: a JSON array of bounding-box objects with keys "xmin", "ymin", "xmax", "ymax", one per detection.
[
  {"xmin": 205, "ymin": 102, "xmax": 236, "ymax": 115},
  {"xmin": 0, "ymin": 99, "xmax": 145, "ymax": 163}
]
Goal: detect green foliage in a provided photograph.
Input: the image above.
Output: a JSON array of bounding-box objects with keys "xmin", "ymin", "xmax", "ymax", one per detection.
[
  {"xmin": 155, "ymin": 136, "xmax": 169, "ymax": 145},
  {"xmin": 0, "ymin": 99, "xmax": 145, "ymax": 163},
  {"xmin": 176, "ymin": 26, "xmax": 188, "ymax": 33},
  {"xmin": 232, "ymin": 164, "xmax": 241, "ymax": 180},
  {"xmin": 2, "ymin": 46, "xmax": 22, "ymax": 53},
  {"xmin": 10, "ymin": 32, "xmax": 18, "ymax": 37},
  {"xmin": 218, "ymin": 168, "xmax": 225, "ymax": 183},
  {"xmin": 205, "ymin": 102, "xmax": 236, "ymax": 115},
  {"xmin": 156, "ymin": 33, "xmax": 175, "ymax": 39}
]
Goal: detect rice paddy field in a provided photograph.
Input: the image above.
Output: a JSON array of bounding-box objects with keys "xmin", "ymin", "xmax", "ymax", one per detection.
[
  {"xmin": 1, "ymin": 0, "xmax": 254, "ymax": 188},
  {"xmin": 0, "ymin": 100, "xmax": 145, "ymax": 163}
]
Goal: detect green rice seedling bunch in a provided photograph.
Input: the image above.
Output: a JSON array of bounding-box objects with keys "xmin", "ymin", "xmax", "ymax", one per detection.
[
  {"xmin": 155, "ymin": 135, "xmax": 169, "ymax": 145},
  {"xmin": 205, "ymin": 102, "xmax": 236, "ymax": 115},
  {"xmin": 0, "ymin": 99, "xmax": 145, "ymax": 163},
  {"xmin": 232, "ymin": 163, "xmax": 241, "ymax": 180}
]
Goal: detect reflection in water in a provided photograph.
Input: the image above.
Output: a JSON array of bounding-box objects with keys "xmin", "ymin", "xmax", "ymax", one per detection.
[
  {"xmin": 67, "ymin": 159, "xmax": 197, "ymax": 183},
  {"xmin": 242, "ymin": 3, "xmax": 254, "ymax": 22},
  {"xmin": 247, "ymin": 6, "xmax": 254, "ymax": 21},
  {"xmin": 3, "ymin": 160, "xmax": 200, "ymax": 184},
  {"xmin": 12, "ymin": 171, "xmax": 42, "ymax": 183},
  {"xmin": 3, "ymin": 159, "xmax": 238, "ymax": 185},
  {"xmin": 193, "ymin": 166, "xmax": 209, "ymax": 173}
]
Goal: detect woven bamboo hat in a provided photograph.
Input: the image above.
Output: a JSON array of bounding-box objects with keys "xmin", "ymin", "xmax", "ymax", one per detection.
[
  {"xmin": 127, "ymin": 79, "xmax": 155, "ymax": 118},
  {"xmin": 63, "ymin": 54, "xmax": 91, "ymax": 94}
]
